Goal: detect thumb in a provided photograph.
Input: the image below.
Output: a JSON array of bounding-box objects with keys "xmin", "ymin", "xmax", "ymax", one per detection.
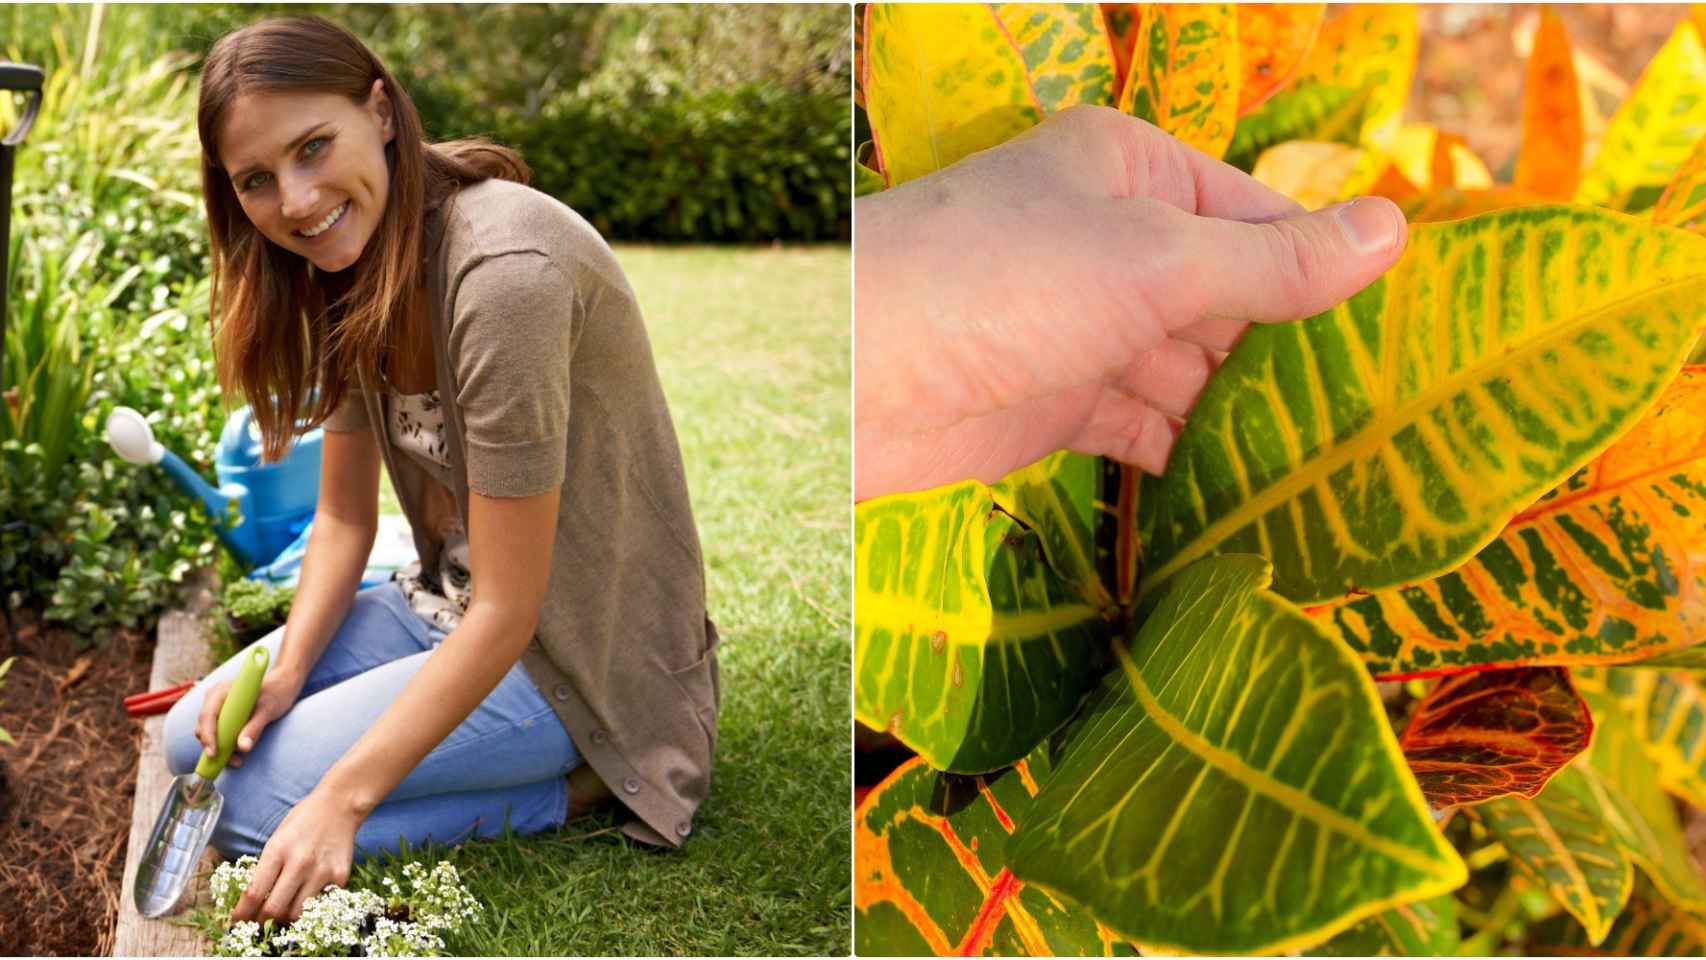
[
  {"xmin": 236, "ymin": 711, "xmax": 273, "ymax": 753},
  {"xmin": 1187, "ymin": 196, "xmax": 1407, "ymax": 326}
]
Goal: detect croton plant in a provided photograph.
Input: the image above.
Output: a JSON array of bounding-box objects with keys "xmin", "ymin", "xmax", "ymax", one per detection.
[{"xmin": 854, "ymin": 3, "xmax": 1706, "ymax": 954}]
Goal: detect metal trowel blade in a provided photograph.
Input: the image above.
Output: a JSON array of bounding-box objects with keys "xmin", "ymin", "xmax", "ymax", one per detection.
[{"xmin": 133, "ymin": 773, "xmax": 224, "ymax": 918}]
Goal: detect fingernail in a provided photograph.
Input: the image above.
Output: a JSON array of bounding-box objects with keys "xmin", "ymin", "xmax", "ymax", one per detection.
[
  {"xmin": 1333, "ymin": 198, "xmax": 1400, "ymax": 256},
  {"xmin": 239, "ymin": 736, "xmax": 252, "ymax": 750}
]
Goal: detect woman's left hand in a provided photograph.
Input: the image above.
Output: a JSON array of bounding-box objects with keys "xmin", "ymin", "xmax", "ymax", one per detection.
[{"xmin": 230, "ymin": 786, "xmax": 362, "ymax": 923}]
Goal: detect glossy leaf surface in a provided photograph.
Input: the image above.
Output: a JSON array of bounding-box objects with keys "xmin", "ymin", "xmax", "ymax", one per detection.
[
  {"xmin": 1291, "ymin": 4, "xmax": 1419, "ymax": 147},
  {"xmin": 1007, "ymin": 556, "xmax": 1465, "ymax": 954},
  {"xmin": 1653, "ymin": 133, "xmax": 1706, "ymax": 232},
  {"xmin": 1118, "ymin": 4, "xmax": 1238, "ymax": 159},
  {"xmin": 855, "ymin": 454, "xmax": 1116, "ymax": 773},
  {"xmin": 1576, "ymin": 18, "xmax": 1706, "ymax": 208},
  {"xmin": 1399, "ymin": 186, "xmax": 1548, "ymax": 224},
  {"xmin": 1399, "ymin": 667, "xmax": 1590, "ymax": 808},
  {"xmin": 1474, "ymin": 765, "xmax": 1633, "ymax": 946},
  {"xmin": 1315, "ymin": 367, "xmax": 1706, "ymax": 677},
  {"xmin": 1309, "ymin": 894, "xmax": 1460, "ymax": 956},
  {"xmin": 1235, "ymin": 3, "xmax": 1325, "ymax": 116},
  {"xmin": 1224, "ymin": 82, "xmax": 1371, "ymax": 172},
  {"xmin": 862, "ymin": 4, "xmax": 1114, "ymax": 187},
  {"xmin": 1514, "ymin": 7, "xmax": 1584, "ymax": 198},
  {"xmin": 855, "ymin": 751, "xmax": 1139, "ymax": 956},
  {"xmin": 1144, "ymin": 207, "xmax": 1706, "ymax": 608}
]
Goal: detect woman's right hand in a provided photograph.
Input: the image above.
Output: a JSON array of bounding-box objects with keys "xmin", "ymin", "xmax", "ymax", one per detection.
[{"xmin": 195, "ymin": 664, "xmax": 306, "ymax": 768}]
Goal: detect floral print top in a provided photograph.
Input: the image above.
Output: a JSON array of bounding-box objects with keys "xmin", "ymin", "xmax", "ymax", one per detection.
[{"xmin": 387, "ymin": 389, "xmax": 472, "ymax": 632}]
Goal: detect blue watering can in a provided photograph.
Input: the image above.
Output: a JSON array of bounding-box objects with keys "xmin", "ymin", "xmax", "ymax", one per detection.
[{"xmin": 104, "ymin": 405, "xmax": 413, "ymax": 587}]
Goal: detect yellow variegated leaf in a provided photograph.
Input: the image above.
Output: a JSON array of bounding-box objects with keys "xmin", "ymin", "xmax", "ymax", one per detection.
[
  {"xmin": 1530, "ymin": 876, "xmax": 1706, "ymax": 955},
  {"xmin": 1314, "ymin": 368, "xmax": 1706, "ymax": 678},
  {"xmin": 1473, "ymin": 766, "xmax": 1634, "ymax": 946},
  {"xmin": 1576, "ymin": 17, "xmax": 1706, "ymax": 209},
  {"xmin": 1143, "ymin": 207, "xmax": 1706, "ymax": 607},
  {"xmin": 1389, "ymin": 123, "xmax": 1494, "ymax": 192},
  {"xmin": 1515, "ymin": 7, "xmax": 1584, "ymax": 199},
  {"xmin": 863, "ymin": 3, "xmax": 1115, "ymax": 187},
  {"xmin": 1118, "ymin": 3, "xmax": 1238, "ymax": 159},
  {"xmin": 1577, "ymin": 668, "xmax": 1706, "ymax": 816},
  {"xmin": 1292, "ymin": 3, "xmax": 1419, "ymax": 148},
  {"xmin": 1250, "ymin": 139, "xmax": 1385, "ymax": 210},
  {"xmin": 994, "ymin": 5, "xmax": 1120, "ymax": 113},
  {"xmin": 855, "ymin": 454, "xmax": 1118, "ymax": 773},
  {"xmin": 1653, "ymin": 133, "xmax": 1706, "ymax": 232}
]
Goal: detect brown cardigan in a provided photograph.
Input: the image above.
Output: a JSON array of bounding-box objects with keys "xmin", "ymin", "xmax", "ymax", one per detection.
[{"xmin": 323, "ymin": 177, "xmax": 718, "ymax": 847}]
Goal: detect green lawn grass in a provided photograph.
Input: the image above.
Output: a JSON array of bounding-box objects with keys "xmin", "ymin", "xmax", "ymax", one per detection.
[{"xmin": 361, "ymin": 243, "xmax": 850, "ymax": 954}]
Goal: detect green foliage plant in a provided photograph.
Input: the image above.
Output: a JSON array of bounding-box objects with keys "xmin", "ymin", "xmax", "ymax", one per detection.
[{"xmin": 855, "ymin": 4, "xmax": 1706, "ymax": 955}]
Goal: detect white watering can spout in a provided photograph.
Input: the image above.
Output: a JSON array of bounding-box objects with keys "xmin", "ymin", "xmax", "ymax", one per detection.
[{"xmin": 106, "ymin": 406, "xmax": 164, "ymax": 465}]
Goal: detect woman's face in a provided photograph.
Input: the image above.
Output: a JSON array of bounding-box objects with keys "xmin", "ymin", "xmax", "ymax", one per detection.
[{"xmin": 216, "ymin": 79, "xmax": 394, "ymax": 273}]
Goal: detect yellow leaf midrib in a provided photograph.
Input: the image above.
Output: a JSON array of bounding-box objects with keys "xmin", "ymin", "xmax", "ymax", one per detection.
[{"xmin": 1145, "ymin": 268, "xmax": 1706, "ymax": 601}]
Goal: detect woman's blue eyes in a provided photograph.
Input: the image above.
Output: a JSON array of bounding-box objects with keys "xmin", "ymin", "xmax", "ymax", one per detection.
[{"xmin": 240, "ymin": 137, "xmax": 329, "ymax": 191}]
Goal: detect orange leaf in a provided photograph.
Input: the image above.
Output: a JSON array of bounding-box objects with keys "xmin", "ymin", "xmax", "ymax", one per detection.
[
  {"xmin": 1401, "ymin": 667, "xmax": 1591, "ymax": 808},
  {"xmin": 1514, "ymin": 7, "xmax": 1583, "ymax": 198},
  {"xmin": 1102, "ymin": 3, "xmax": 1143, "ymax": 103},
  {"xmin": 1400, "ymin": 186, "xmax": 1551, "ymax": 223},
  {"xmin": 1236, "ymin": 3, "xmax": 1326, "ymax": 116}
]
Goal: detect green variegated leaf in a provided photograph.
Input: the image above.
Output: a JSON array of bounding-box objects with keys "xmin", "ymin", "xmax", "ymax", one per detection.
[
  {"xmin": 1578, "ymin": 667, "xmax": 1706, "ymax": 818},
  {"xmin": 862, "ymin": 3, "xmax": 1115, "ymax": 187},
  {"xmin": 1310, "ymin": 893, "xmax": 1460, "ymax": 956},
  {"xmin": 855, "ymin": 749, "xmax": 1140, "ymax": 956},
  {"xmin": 1473, "ymin": 765, "xmax": 1633, "ymax": 946},
  {"xmin": 1313, "ymin": 367, "xmax": 1706, "ymax": 677},
  {"xmin": 1224, "ymin": 82, "xmax": 1372, "ymax": 172},
  {"xmin": 1572, "ymin": 688, "xmax": 1706, "ymax": 913},
  {"xmin": 1118, "ymin": 4, "xmax": 1239, "ymax": 159},
  {"xmin": 1142, "ymin": 206, "xmax": 1706, "ymax": 608},
  {"xmin": 1529, "ymin": 877, "xmax": 1706, "ymax": 955},
  {"xmin": 855, "ymin": 454, "xmax": 1118, "ymax": 773},
  {"xmin": 1576, "ymin": 18, "xmax": 1706, "ymax": 210},
  {"xmin": 1007, "ymin": 555, "xmax": 1465, "ymax": 954}
]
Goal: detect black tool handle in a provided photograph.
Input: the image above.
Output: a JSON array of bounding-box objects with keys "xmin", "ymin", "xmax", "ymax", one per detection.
[{"xmin": 0, "ymin": 63, "xmax": 44, "ymax": 147}]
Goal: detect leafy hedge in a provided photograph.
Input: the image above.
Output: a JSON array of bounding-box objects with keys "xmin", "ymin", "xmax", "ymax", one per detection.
[{"xmin": 498, "ymin": 86, "xmax": 850, "ymax": 244}]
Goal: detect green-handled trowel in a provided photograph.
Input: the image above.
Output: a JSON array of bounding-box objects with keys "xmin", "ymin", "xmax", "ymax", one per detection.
[{"xmin": 134, "ymin": 644, "xmax": 269, "ymax": 918}]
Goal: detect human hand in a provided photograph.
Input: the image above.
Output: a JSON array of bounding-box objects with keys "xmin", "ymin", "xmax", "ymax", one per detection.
[
  {"xmin": 229, "ymin": 786, "xmax": 360, "ymax": 924},
  {"xmin": 854, "ymin": 105, "xmax": 1408, "ymax": 501},
  {"xmin": 195, "ymin": 664, "xmax": 304, "ymax": 769}
]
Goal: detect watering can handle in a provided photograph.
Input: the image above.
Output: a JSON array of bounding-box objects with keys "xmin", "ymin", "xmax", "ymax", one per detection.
[{"xmin": 0, "ymin": 63, "xmax": 44, "ymax": 148}]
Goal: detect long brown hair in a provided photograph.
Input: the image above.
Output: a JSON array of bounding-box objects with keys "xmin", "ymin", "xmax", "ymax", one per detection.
[{"xmin": 197, "ymin": 14, "xmax": 530, "ymax": 462}]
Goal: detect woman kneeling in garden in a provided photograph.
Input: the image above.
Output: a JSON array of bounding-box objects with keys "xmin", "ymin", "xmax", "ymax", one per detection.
[{"xmin": 162, "ymin": 15, "xmax": 719, "ymax": 922}]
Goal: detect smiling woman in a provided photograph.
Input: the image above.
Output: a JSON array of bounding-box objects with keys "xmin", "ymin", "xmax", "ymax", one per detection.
[{"xmin": 156, "ymin": 13, "xmax": 720, "ymax": 926}]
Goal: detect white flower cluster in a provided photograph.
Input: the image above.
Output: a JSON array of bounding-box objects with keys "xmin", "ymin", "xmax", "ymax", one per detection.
[{"xmin": 205, "ymin": 857, "xmax": 483, "ymax": 958}]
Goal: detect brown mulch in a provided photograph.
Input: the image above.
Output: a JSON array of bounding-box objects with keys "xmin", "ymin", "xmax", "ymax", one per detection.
[{"xmin": 0, "ymin": 609, "xmax": 154, "ymax": 956}]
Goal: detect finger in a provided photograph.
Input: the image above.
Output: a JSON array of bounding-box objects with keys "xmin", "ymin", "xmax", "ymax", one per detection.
[
  {"xmin": 1072, "ymin": 392, "xmax": 1179, "ymax": 476},
  {"xmin": 262, "ymin": 863, "xmax": 306, "ymax": 923},
  {"xmin": 236, "ymin": 712, "xmax": 270, "ymax": 755},
  {"xmin": 1034, "ymin": 105, "xmax": 1307, "ymax": 221},
  {"xmin": 195, "ymin": 684, "xmax": 227, "ymax": 758},
  {"xmin": 1180, "ymin": 196, "xmax": 1408, "ymax": 326},
  {"xmin": 1114, "ymin": 339, "xmax": 1218, "ymax": 421},
  {"xmin": 232, "ymin": 850, "xmax": 283, "ymax": 923},
  {"xmin": 1172, "ymin": 316, "xmax": 1251, "ymax": 353}
]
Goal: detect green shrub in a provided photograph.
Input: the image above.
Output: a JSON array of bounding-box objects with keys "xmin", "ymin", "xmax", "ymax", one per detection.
[
  {"xmin": 203, "ymin": 577, "xmax": 295, "ymax": 663},
  {"xmin": 501, "ymin": 86, "xmax": 851, "ymax": 243}
]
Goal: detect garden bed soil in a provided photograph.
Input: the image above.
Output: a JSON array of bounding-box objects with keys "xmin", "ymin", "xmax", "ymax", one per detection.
[{"xmin": 0, "ymin": 609, "xmax": 154, "ymax": 956}]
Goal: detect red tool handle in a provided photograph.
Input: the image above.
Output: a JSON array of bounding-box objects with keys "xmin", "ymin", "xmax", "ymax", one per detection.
[{"xmin": 124, "ymin": 680, "xmax": 197, "ymax": 717}]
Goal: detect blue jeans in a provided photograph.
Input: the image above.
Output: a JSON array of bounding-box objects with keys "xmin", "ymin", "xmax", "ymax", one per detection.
[{"xmin": 163, "ymin": 582, "xmax": 579, "ymax": 861}]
